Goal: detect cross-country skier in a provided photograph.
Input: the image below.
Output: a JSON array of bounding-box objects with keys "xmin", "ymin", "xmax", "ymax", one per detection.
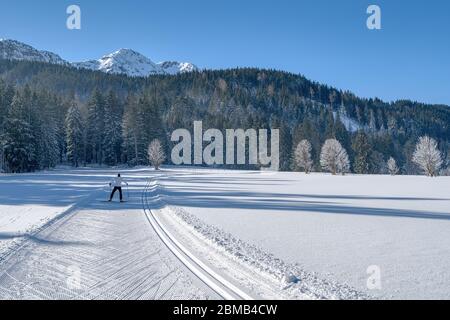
[{"xmin": 108, "ymin": 173, "xmax": 128, "ymax": 202}]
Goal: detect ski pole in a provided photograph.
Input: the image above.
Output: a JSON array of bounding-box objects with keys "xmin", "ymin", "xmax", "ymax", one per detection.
[{"xmin": 107, "ymin": 183, "xmax": 112, "ymax": 201}]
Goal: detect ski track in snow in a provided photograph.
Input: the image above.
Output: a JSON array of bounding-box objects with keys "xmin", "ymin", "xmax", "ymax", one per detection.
[
  {"xmin": 1, "ymin": 167, "xmax": 449, "ymax": 300},
  {"xmin": 148, "ymin": 177, "xmax": 369, "ymax": 300},
  {"xmin": 142, "ymin": 180, "xmax": 255, "ymax": 300},
  {"xmin": 0, "ymin": 169, "xmax": 212, "ymax": 300},
  {"xmin": 155, "ymin": 168, "xmax": 450, "ymax": 300}
]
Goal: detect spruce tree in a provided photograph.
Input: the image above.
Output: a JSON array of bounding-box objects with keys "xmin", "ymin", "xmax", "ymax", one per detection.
[
  {"xmin": 122, "ymin": 95, "xmax": 147, "ymax": 165},
  {"xmin": 65, "ymin": 103, "xmax": 84, "ymax": 167},
  {"xmin": 86, "ymin": 90, "xmax": 106, "ymax": 164},
  {"xmin": 0, "ymin": 82, "xmax": 14, "ymax": 171},
  {"xmin": 352, "ymin": 131, "xmax": 372, "ymax": 174},
  {"xmin": 103, "ymin": 91, "xmax": 123, "ymax": 166},
  {"xmin": 334, "ymin": 114, "xmax": 352, "ymax": 160},
  {"xmin": 1, "ymin": 93, "xmax": 35, "ymax": 173},
  {"xmin": 33, "ymin": 92, "xmax": 62, "ymax": 169}
]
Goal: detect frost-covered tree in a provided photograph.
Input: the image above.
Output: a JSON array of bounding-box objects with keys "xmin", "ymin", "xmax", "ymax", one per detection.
[
  {"xmin": 320, "ymin": 139, "xmax": 350, "ymax": 175},
  {"xmin": 387, "ymin": 157, "xmax": 399, "ymax": 176},
  {"xmin": 412, "ymin": 136, "xmax": 443, "ymax": 177},
  {"xmin": 65, "ymin": 103, "xmax": 84, "ymax": 167},
  {"xmin": 294, "ymin": 139, "xmax": 313, "ymax": 173},
  {"xmin": 336, "ymin": 149, "xmax": 350, "ymax": 175},
  {"xmin": 148, "ymin": 139, "xmax": 165, "ymax": 170}
]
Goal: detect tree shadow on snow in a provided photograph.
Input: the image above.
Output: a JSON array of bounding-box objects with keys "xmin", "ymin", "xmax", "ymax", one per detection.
[{"xmin": 157, "ymin": 177, "xmax": 450, "ymax": 222}]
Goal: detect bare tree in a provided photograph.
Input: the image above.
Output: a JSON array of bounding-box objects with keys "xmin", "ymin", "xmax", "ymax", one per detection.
[
  {"xmin": 294, "ymin": 140, "xmax": 313, "ymax": 174},
  {"xmin": 387, "ymin": 157, "xmax": 399, "ymax": 176},
  {"xmin": 320, "ymin": 139, "xmax": 350, "ymax": 175},
  {"xmin": 412, "ymin": 136, "xmax": 443, "ymax": 177},
  {"xmin": 148, "ymin": 139, "xmax": 165, "ymax": 170}
]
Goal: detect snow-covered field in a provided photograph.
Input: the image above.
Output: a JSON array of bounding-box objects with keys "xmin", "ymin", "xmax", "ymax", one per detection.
[
  {"xmin": 0, "ymin": 168, "xmax": 106, "ymax": 257},
  {"xmin": 156, "ymin": 168, "xmax": 450, "ymax": 300},
  {"xmin": 1, "ymin": 167, "xmax": 449, "ymax": 300},
  {"xmin": 0, "ymin": 168, "xmax": 213, "ymax": 299}
]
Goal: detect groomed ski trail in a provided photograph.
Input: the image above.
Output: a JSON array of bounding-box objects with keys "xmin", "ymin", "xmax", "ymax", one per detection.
[
  {"xmin": 142, "ymin": 179, "xmax": 255, "ymax": 300},
  {"xmin": 0, "ymin": 176, "xmax": 215, "ymax": 300}
]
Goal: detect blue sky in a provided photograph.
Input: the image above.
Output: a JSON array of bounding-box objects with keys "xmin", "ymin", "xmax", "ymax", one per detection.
[{"xmin": 0, "ymin": 0, "xmax": 449, "ymax": 105}]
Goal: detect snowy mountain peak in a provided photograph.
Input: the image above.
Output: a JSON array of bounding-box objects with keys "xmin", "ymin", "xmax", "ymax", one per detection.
[
  {"xmin": 74, "ymin": 49, "xmax": 198, "ymax": 77},
  {"xmin": 157, "ymin": 61, "xmax": 199, "ymax": 75},
  {"xmin": 0, "ymin": 39, "xmax": 199, "ymax": 77},
  {"xmin": 0, "ymin": 39, "xmax": 68, "ymax": 66},
  {"xmin": 106, "ymin": 48, "xmax": 151, "ymax": 61},
  {"xmin": 73, "ymin": 48, "xmax": 163, "ymax": 77},
  {"xmin": 73, "ymin": 49, "xmax": 198, "ymax": 77}
]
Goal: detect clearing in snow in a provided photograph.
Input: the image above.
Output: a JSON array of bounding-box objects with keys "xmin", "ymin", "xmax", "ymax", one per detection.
[
  {"xmin": 0, "ymin": 167, "xmax": 449, "ymax": 300},
  {"xmin": 154, "ymin": 168, "xmax": 450, "ymax": 300}
]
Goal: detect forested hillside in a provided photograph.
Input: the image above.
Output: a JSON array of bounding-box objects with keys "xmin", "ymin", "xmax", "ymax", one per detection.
[{"xmin": 0, "ymin": 59, "xmax": 448, "ymax": 173}]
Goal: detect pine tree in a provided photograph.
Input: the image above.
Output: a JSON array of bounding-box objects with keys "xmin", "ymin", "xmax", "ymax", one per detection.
[
  {"xmin": 103, "ymin": 91, "xmax": 123, "ymax": 166},
  {"xmin": 65, "ymin": 103, "xmax": 84, "ymax": 167},
  {"xmin": 324, "ymin": 108, "xmax": 335, "ymax": 139},
  {"xmin": 23, "ymin": 88, "xmax": 40, "ymax": 171},
  {"xmin": 86, "ymin": 90, "xmax": 106, "ymax": 164},
  {"xmin": 141, "ymin": 95, "xmax": 165, "ymax": 145},
  {"xmin": 334, "ymin": 114, "xmax": 352, "ymax": 160},
  {"xmin": 369, "ymin": 109, "xmax": 377, "ymax": 132},
  {"xmin": 33, "ymin": 93, "xmax": 61, "ymax": 169},
  {"xmin": 273, "ymin": 117, "xmax": 292, "ymax": 171},
  {"xmin": 352, "ymin": 131, "xmax": 372, "ymax": 174},
  {"xmin": 38, "ymin": 118, "xmax": 60, "ymax": 169},
  {"xmin": 122, "ymin": 95, "xmax": 147, "ymax": 165},
  {"xmin": 0, "ymin": 81, "xmax": 14, "ymax": 171},
  {"xmin": 1, "ymin": 93, "xmax": 35, "ymax": 173}
]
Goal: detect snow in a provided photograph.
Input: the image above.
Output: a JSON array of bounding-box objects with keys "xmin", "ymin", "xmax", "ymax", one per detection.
[
  {"xmin": 156, "ymin": 168, "xmax": 450, "ymax": 299},
  {"xmin": 0, "ymin": 168, "xmax": 108, "ymax": 257},
  {"xmin": 72, "ymin": 50, "xmax": 198, "ymax": 77},
  {"xmin": 0, "ymin": 39, "xmax": 68, "ymax": 65},
  {"xmin": 0, "ymin": 39, "xmax": 198, "ymax": 77},
  {"xmin": 154, "ymin": 203, "xmax": 367, "ymax": 300},
  {"xmin": 73, "ymin": 49, "xmax": 164, "ymax": 77},
  {"xmin": 0, "ymin": 168, "xmax": 213, "ymax": 299},
  {"xmin": 157, "ymin": 61, "xmax": 199, "ymax": 75},
  {"xmin": 333, "ymin": 111, "xmax": 363, "ymax": 132},
  {"xmin": 1, "ymin": 166, "xmax": 449, "ymax": 299}
]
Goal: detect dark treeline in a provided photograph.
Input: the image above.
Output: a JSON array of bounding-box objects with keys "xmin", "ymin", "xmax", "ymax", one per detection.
[{"xmin": 0, "ymin": 59, "xmax": 449, "ymax": 174}]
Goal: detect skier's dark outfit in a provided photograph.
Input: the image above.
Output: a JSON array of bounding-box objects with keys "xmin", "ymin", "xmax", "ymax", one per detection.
[
  {"xmin": 109, "ymin": 174, "xmax": 128, "ymax": 202},
  {"xmin": 110, "ymin": 186, "xmax": 123, "ymax": 201}
]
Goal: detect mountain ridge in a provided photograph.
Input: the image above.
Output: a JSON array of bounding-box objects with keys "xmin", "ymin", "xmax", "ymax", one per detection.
[
  {"xmin": 0, "ymin": 39, "xmax": 69, "ymax": 66},
  {"xmin": 0, "ymin": 39, "xmax": 198, "ymax": 77}
]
